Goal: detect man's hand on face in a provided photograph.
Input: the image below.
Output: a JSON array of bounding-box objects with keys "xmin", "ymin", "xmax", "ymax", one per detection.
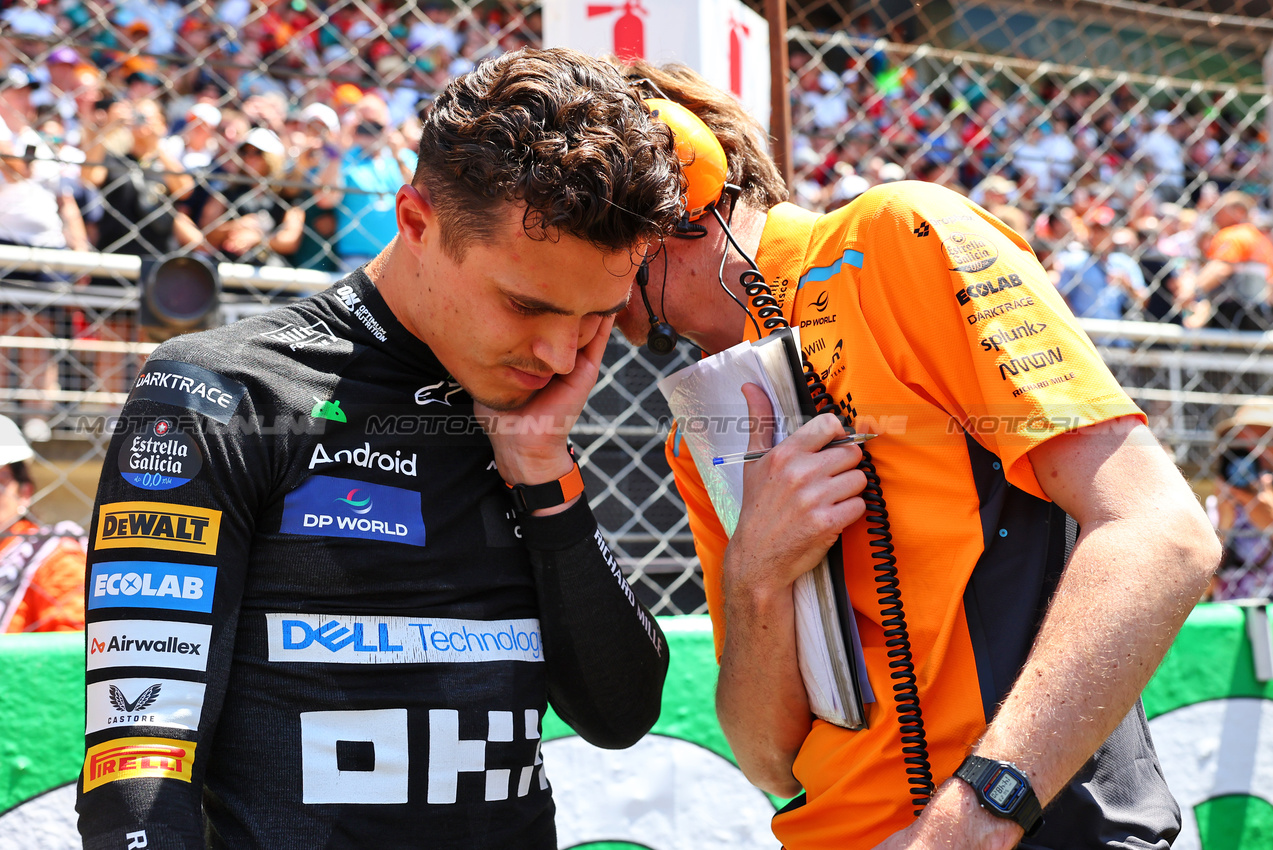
[
  {"xmin": 475, "ymin": 315, "xmax": 615, "ymax": 503},
  {"xmin": 724, "ymin": 383, "xmax": 868, "ymax": 596}
]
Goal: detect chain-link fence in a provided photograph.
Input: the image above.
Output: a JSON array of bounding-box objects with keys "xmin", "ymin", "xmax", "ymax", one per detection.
[{"xmin": 3, "ymin": 0, "xmax": 1273, "ymax": 628}]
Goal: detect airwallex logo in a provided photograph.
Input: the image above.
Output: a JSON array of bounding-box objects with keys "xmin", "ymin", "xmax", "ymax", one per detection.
[
  {"xmin": 280, "ymin": 475, "xmax": 426, "ymax": 546},
  {"xmin": 87, "ymin": 620, "xmax": 212, "ymax": 672}
]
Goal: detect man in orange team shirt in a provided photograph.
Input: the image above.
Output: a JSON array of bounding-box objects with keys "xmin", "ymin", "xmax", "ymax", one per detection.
[
  {"xmin": 612, "ymin": 60, "xmax": 1219, "ymax": 850},
  {"xmin": 0, "ymin": 414, "xmax": 86, "ymax": 632},
  {"xmin": 1191, "ymin": 190, "xmax": 1273, "ymax": 330}
]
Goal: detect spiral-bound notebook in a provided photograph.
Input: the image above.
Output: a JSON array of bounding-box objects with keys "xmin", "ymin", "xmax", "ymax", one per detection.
[{"xmin": 658, "ymin": 327, "xmax": 872, "ymax": 730}]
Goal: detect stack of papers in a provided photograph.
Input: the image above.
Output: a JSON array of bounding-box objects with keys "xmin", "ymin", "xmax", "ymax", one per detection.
[{"xmin": 659, "ymin": 327, "xmax": 872, "ymax": 729}]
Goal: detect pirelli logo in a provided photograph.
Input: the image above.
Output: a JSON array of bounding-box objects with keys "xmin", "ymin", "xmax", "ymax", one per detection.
[
  {"xmin": 95, "ymin": 502, "xmax": 222, "ymax": 555},
  {"xmin": 82, "ymin": 736, "xmax": 196, "ymax": 792}
]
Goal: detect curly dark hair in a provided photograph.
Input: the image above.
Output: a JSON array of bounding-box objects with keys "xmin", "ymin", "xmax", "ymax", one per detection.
[
  {"xmin": 611, "ymin": 58, "xmax": 788, "ymax": 212},
  {"xmin": 414, "ymin": 48, "xmax": 684, "ymax": 260}
]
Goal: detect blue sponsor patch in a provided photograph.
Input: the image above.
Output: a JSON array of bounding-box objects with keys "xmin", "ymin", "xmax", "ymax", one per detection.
[
  {"xmin": 797, "ymin": 248, "xmax": 864, "ymax": 289},
  {"xmin": 280, "ymin": 475, "xmax": 426, "ymax": 547},
  {"xmin": 88, "ymin": 561, "xmax": 217, "ymax": 613},
  {"xmin": 129, "ymin": 360, "xmax": 246, "ymax": 424}
]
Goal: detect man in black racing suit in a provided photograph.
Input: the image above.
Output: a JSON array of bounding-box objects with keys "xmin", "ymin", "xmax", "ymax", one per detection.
[{"xmin": 77, "ymin": 49, "xmax": 685, "ymax": 849}]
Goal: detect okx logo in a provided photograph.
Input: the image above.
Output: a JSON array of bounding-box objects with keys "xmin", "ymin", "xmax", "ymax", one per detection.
[{"xmin": 280, "ymin": 475, "xmax": 426, "ymax": 546}]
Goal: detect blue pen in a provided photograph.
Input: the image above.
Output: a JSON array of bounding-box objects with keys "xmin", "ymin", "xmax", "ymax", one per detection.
[{"xmin": 711, "ymin": 433, "xmax": 878, "ymax": 466}]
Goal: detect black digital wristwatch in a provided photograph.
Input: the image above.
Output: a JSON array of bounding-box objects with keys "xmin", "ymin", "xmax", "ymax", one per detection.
[{"xmin": 954, "ymin": 755, "xmax": 1044, "ymax": 836}]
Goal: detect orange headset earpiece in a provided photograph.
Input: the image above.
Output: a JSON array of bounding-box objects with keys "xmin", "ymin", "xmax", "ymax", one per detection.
[{"xmin": 643, "ymin": 98, "xmax": 727, "ymax": 222}]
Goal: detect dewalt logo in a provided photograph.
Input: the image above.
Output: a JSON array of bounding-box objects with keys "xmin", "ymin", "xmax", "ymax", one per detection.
[{"xmin": 95, "ymin": 502, "xmax": 222, "ymax": 555}]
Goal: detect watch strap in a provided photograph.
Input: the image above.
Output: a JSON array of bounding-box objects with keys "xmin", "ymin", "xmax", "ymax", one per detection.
[
  {"xmin": 506, "ymin": 463, "xmax": 585, "ymax": 513},
  {"xmin": 955, "ymin": 754, "xmax": 1044, "ymax": 837}
]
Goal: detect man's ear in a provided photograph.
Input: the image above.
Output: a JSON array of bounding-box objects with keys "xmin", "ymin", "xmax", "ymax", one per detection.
[{"xmin": 395, "ymin": 184, "xmax": 435, "ymax": 258}]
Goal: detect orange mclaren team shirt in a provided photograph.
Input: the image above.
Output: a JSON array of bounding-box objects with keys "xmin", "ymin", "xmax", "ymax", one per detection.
[
  {"xmin": 1206, "ymin": 222, "xmax": 1273, "ymax": 284},
  {"xmin": 668, "ymin": 183, "xmax": 1180, "ymax": 848},
  {"xmin": 2, "ymin": 517, "xmax": 87, "ymax": 633}
]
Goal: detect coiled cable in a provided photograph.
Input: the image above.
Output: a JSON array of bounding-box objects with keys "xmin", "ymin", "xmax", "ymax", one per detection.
[{"xmin": 742, "ymin": 274, "xmax": 935, "ymax": 816}]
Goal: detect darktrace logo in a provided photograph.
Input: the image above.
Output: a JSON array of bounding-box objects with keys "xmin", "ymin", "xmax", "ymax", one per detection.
[
  {"xmin": 812, "ymin": 291, "xmax": 830, "ymax": 312},
  {"xmin": 913, "ymin": 220, "xmax": 930, "ymax": 237},
  {"xmin": 415, "ymin": 379, "xmax": 465, "ymax": 406}
]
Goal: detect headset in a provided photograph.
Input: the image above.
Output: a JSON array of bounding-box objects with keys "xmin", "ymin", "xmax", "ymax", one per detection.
[
  {"xmin": 640, "ymin": 83, "xmax": 936, "ymax": 815},
  {"xmin": 633, "ymin": 95, "xmax": 733, "ymax": 357}
]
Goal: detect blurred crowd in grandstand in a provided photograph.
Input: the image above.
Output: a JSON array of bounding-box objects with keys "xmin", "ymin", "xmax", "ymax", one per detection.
[{"xmin": 0, "ymin": 1, "xmax": 1271, "ymax": 332}]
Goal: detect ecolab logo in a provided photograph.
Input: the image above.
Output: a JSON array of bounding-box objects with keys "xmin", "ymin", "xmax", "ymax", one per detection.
[
  {"xmin": 956, "ymin": 273, "xmax": 1024, "ymax": 306},
  {"xmin": 88, "ymin": 562, "xmax": 217, "ymax": 613},
  {"xmin": 280, "ymin": 475, "xmax": 426, "ymax": 546},
  {"xmin": 308, "ymin": 442, "xmax": 417, "ymax": 477},
  {"xmin": 87, "ymin": 620, "xmax": 212, "ymax": 671}
]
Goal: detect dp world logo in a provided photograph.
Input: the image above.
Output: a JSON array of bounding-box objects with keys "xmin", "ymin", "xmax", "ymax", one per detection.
[
  {"xmin": 337, "ymin": 489, "xmax": 373, "ymax": 515},
  {"xmin": 281, "ymin": 475, "xmax": 426, "ymax": 546}
]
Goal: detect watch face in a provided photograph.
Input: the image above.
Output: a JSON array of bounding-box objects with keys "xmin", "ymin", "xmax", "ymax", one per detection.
[{"xmin": 985, "ymin": 768, "xmax": 1024, "ymax": 810}]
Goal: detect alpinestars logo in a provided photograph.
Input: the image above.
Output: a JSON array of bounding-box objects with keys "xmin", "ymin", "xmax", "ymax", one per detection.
[
  {"xmin": 913, "ymin": 221, "xmax": 930, "ymax": 237},
  {"xmin": 110, "ymin": 683, "xmax": 162, "ymax": 714},
  {"xmin": 415, "ymin": 379, "xmax": 464, "ymax": 406},
  {"xmin": 337, "ymin": 285, "xmax": 360, "ymax": 309}
]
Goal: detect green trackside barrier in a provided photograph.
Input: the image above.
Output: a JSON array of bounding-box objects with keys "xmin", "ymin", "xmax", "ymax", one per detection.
[{"xmin": 2, "ymin": 607, "xmax": 1271, "ymax": 849}]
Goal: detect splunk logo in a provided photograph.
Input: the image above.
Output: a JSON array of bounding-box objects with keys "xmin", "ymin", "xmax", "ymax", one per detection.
[
  {"xmin": 88, "ymin": 562, "xmax": 217, "ymax": 613},
  {"xmin": 280, "ymin": 475, "xmax": 426, "ymax": 546},
  {"xmin": 265, "ymin": 613, "xmax": 544, "ymax": 664}
]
